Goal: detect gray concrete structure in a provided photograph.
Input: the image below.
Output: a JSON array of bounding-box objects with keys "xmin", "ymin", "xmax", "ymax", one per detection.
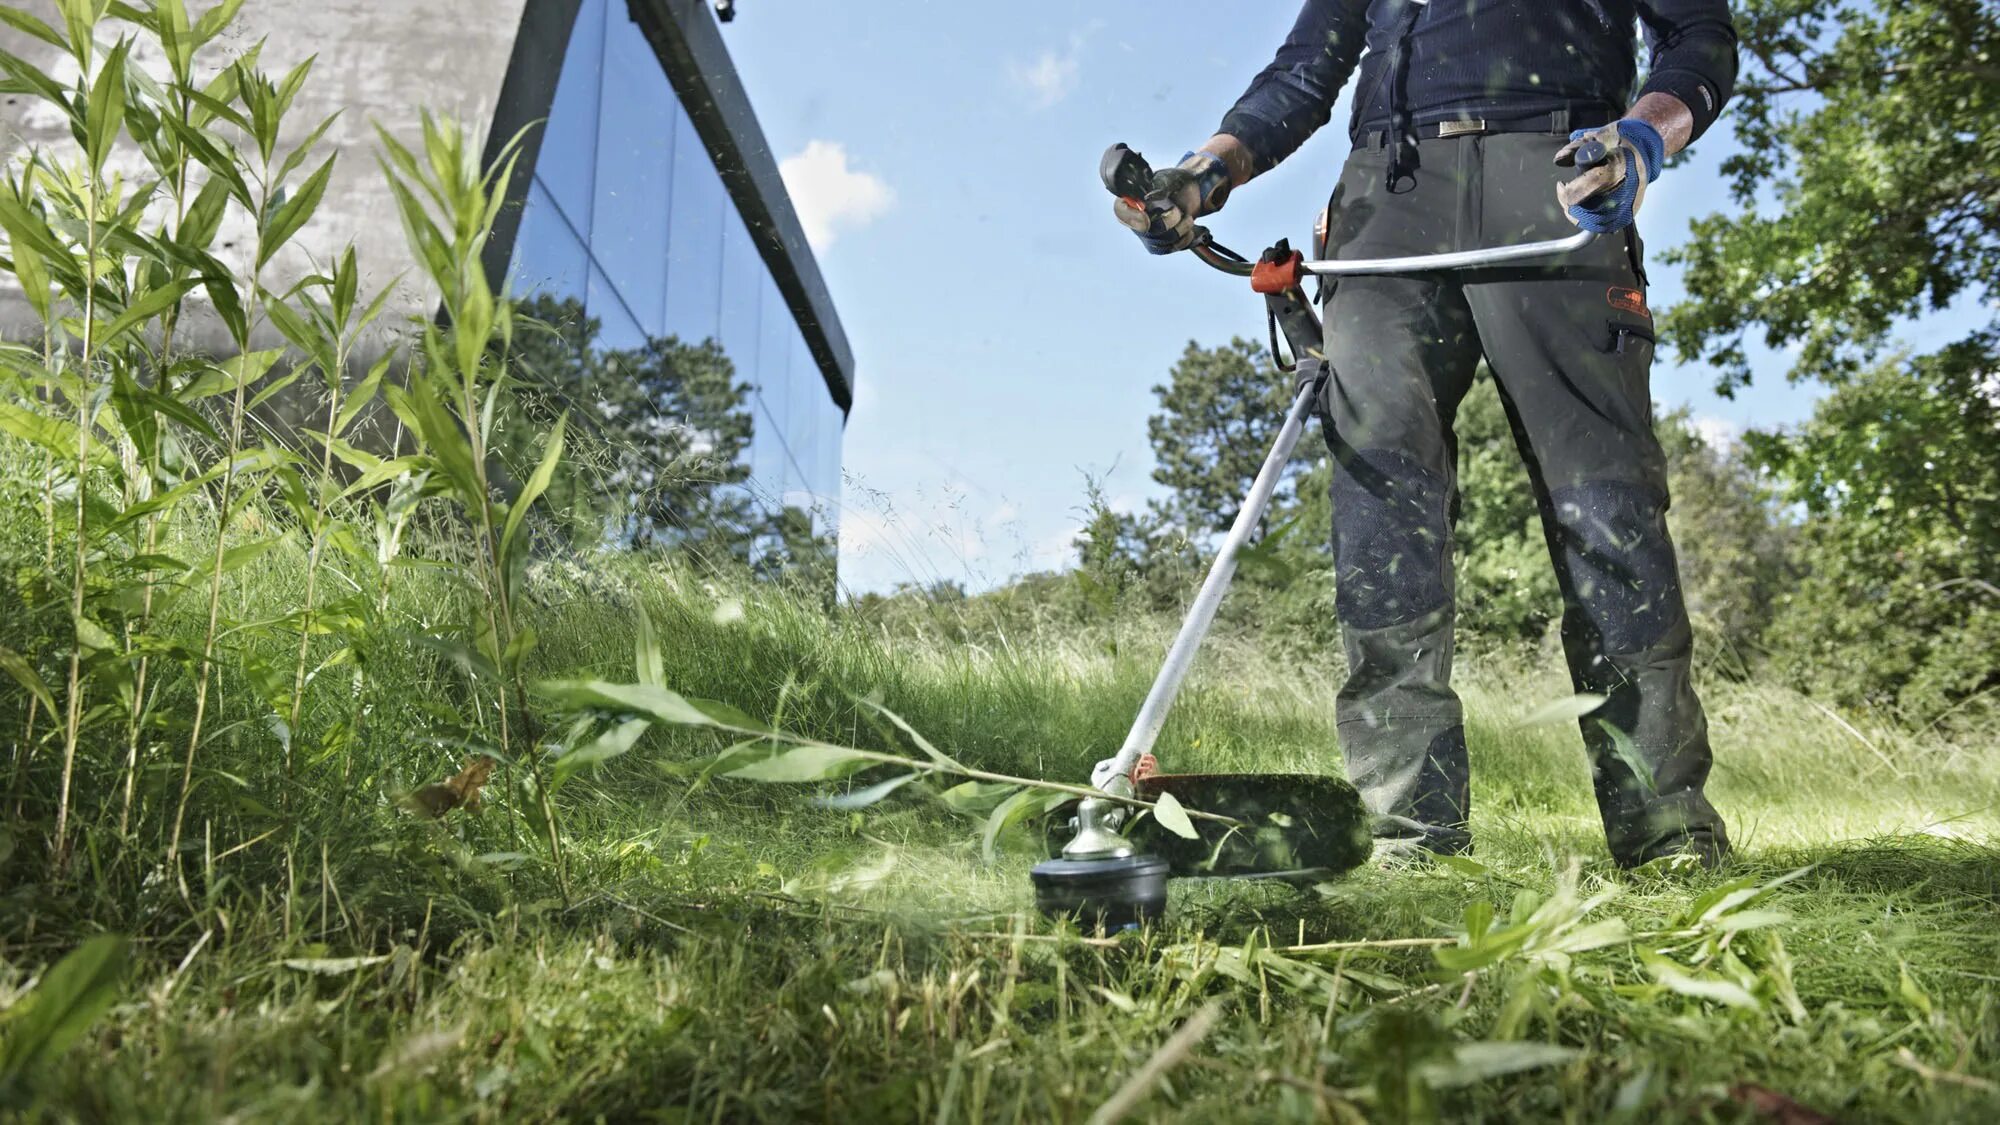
[
  {"xmin": 0, "ymin": 0, "xmax": 528, "ymax": 352},
  {"xmin": 0, "ymin": 0, "xmax": 849, "ymax": 526}
]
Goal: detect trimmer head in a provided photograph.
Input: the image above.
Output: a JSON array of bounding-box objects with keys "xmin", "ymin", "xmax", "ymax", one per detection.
[{"xmin": 1029, "ymin": 854, "xmax": 1169, "ymax": 930}]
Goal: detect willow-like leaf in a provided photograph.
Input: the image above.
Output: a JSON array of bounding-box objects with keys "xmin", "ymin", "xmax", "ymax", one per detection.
[
  {"xmin": 498, "ymin": 412, "xmax": 564, "ymax": 574},
  {"xmin": 815, "ymin": 772, "xmax": 921, "ymax": 811},
  {"xmin": 258, "ymin": 153, "xmax": 335, "ymax": 267},
  {"xmin": 726, "ymin": 745, "xmax": 877, "ymax": 784},
  {"xmin": 84, "ymin": 40, "xmax": 130, "ymax": 176},
  {"xmin": 552, "ymin": 717, "xmax": 651, "ymax": 789},
  {"xmin": 0, "ymin": 934, "xmax": 127, "ymax": 1084}
]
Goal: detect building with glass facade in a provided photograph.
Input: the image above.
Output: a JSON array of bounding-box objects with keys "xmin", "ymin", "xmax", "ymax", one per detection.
[
  {"xmin": 0, "ymin": 0, "xmax": 850, "ymax": 544},
  {"xmin": 497, "ymin": 0, "xmax": 850, "ymax": 534}
]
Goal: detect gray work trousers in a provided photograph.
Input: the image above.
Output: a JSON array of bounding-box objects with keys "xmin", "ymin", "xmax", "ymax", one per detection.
[{"xmin": 1315, "ymin": 130, "xmax": 1728, "ymax": 866}]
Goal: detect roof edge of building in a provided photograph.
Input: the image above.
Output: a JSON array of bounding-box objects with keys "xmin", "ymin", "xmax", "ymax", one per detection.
[{"xmin": 630, "ymin": 0, "xmax": 854, "ymax": 414}]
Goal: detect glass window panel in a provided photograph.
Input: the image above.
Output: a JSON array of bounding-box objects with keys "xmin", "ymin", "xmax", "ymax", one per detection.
[
  {"xmin": 715, "ymin": 211, "xmax": 762, "ymax": 401},
  {"xmin": 509, "ymin": 178, "xmax": 590, "ymax": 301},
  {"xmin": 746, "ymin": 401, "xmax": 791, "ymax": 514},
  {"xmin": 535, "ymin": 0, "xmax": 605, "ymax": 232},
  {"xmin": 588, "ymin": 265, "xmax": 646, "ymax": 351},
  {"xmin": 747, "ymin": 289, "xmax": 793, "ymax": 512},
  {"xmin": 787, "ymin": 333, "xmax": 823, "ymax": 510},
  {"xmin": 664, "ymin": 102, "xmax": 727, "ymax": 346},
  {"xmin": 590, "ymin": 9, "xmax": 673, "ymax": 337},
  {"xmin": 756, "ymin": 275, "xmax": 794, "ymax": 464},
  {"xmin": 815, "ymin": 395, "xmax": 846, "ymax": 518}
]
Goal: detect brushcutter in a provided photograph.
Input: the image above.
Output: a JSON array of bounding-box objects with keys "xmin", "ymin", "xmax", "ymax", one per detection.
[{"xmin": 1030, "ymin": 144, "xmax": 1597, "ymax": 929}]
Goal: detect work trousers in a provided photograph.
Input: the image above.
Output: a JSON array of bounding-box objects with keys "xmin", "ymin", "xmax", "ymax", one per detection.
[{"xmin": 1314, "ymin": 130, "xmax": 1727, "ymax": 866}]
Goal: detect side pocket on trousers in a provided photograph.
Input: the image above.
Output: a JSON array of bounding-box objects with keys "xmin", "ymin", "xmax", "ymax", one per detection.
[{"xmin": 1601, "ymin": 320, "xmax": 1656, "ymax": 357}]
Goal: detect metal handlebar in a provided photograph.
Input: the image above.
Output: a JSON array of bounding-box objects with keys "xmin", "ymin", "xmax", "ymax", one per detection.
[
  {"xmin": 1104, "ymin": 143, "xmax": 1596, "ymax": 277},
  {"xmin": 1189, "ymin": 227, "xmax": 1596, "ymax": 277}
]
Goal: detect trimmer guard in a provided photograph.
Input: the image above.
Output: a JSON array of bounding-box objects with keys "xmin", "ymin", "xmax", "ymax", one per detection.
[
  {"xmin": 1044, "ymin": 773, "xmax": 1374, "ymax": 882},
  {"xmin": 1133, "ymin": 773, "xmax": 1374, "ymax": 879}
]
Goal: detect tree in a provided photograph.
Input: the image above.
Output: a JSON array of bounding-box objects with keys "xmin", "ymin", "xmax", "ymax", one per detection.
[
  {"xmin": 1449, "ymin": 372, "xmax": 1561, "ymax": 644},
  {"xmin": 1147, "ymin": 338, "xmax": 1301, "ymax": 535},
  {"xmin": 1663, "ymin": 0, "xmax": 1999, "ymax": 718},
  {"xmin": 1748, "ymin": 344, "xmax": 1999, "ymax": 722},
  {"xmin": 1663, "ymin": 0, "xmax": 1998, "ymax": 392},
  {"xmin": 1656, "ymin": 410, "xmax": 1798, "ymax": 669}
]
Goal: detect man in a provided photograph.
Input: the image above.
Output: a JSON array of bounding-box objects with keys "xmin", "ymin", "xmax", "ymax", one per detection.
[{"xmin": 1116, "ymin": 0, "xmax": 1738, "ymax": 867}]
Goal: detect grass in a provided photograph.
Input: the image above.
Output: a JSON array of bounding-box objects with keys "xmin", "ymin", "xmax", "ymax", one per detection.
[{"xmin": 3, "ymin": 495, "xmax": 1997, "ymax": 1124}]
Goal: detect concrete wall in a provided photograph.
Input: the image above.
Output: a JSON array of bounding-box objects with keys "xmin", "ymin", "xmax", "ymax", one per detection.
[{"xmin": 0, "ymin": 0, "xmax": 533, "ymax": 354}]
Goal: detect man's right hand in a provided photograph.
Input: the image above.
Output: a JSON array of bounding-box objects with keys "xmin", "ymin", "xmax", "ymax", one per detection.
[{"xmin": 1113, "ymin": 150, "xmax": 1232, "ymax": 255}]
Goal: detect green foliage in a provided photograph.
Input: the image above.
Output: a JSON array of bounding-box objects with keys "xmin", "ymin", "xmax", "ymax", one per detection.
[
  {"xmin": 1148, "ymin": 338, "xmax": 1302, "ymax": 534},
  {"xmin": 0, "ymin": 935, "xmax": 126, "ymax": 1101},
  {"xmin": 1656, "ymin": 410, "xmax": 1797, "ymax": 667},
  {"xmin": 1664, "ymin": 0, "xmax": 1998, "ymax": 392},
  {"xmin": 1750, "ymin": 347, "xmax": 1999, "ymax": 722},
  {"xmin": 1664, "ymin": 1, "xmax": 1999, "ymax": 717}
]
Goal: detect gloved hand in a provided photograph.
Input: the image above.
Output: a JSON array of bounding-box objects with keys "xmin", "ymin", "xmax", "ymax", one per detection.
[
  {"xmin": 1113, "ymin": 150, "xmax": 1232, "ymax": 255},
  {"xmin": 1553, "ymin": 119, "xmax": 1665, "ymax": 234}
]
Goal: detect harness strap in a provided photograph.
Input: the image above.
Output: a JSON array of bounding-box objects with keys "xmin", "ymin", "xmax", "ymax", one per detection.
[{"xmin": 1384, "ymin": 0, "xmax": 1431, "ymax": 193}]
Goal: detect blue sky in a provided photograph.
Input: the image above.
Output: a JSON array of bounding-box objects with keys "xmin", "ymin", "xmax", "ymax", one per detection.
[{"xmin": 711, "ymin": 3, "xmax": 1918, "ymax": 595}]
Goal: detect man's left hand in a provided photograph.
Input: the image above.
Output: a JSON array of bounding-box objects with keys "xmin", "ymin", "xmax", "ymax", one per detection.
[{"xmin": 1554, "ymin": 119, "xmax": 1665, "ymax": 234}]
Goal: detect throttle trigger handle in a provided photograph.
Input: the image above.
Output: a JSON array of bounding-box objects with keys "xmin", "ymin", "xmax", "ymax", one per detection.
[{"xmin": 1101, "ymin": 143, "xmax": 1155, "ymax": 199}]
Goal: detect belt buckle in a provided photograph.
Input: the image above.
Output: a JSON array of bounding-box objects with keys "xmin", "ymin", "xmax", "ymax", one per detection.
[{"xmin": 1437, "ymin": 119, "xmax": 1486, "ymax": 138}]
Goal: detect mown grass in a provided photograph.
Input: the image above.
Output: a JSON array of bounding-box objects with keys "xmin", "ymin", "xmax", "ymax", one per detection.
[{"xmin": 4, "ymin": 479, "xmax": 1997, "ymax": 1123}]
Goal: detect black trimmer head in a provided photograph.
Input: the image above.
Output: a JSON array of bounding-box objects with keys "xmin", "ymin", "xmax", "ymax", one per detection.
[{"xmin": 1029, "ymin": 854, "xmax": 1169, "ymax": 930}]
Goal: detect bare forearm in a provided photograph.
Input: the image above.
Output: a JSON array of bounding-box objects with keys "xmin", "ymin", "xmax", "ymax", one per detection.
[{"xmin": 1624, "ymin": 92, "xmax": 1695, "ymax": 156}]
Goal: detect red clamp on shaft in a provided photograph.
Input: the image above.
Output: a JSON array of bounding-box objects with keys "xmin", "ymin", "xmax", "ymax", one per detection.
[{"xmin": 1250, "ymin": 250, "xmax": 1303, "ymax": 294}]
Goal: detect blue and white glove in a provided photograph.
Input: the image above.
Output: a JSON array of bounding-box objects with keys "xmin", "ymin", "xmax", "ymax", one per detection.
[
  {"xmin": 1553, "ymin": 120, "xmax": 1665, "ymax": 234},
  {"xmin": 1112, "ymin": 150, "xmax": 1232, "ymax": 255}
]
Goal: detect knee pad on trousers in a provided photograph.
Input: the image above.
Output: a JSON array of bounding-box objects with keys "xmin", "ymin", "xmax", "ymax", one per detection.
[
  {"xmin": 1331, "ymin": 449, "xmax": 1450, "ymax": 629},
  {"xmin": 1548, "ymin": 480, "xmax": 1686, "ymax": 654}
]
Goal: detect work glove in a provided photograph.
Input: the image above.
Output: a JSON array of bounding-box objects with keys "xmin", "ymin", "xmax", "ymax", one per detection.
[
  {"xmin": 1553, "ymin": 119, "xmax": 1665, "ymax": 234},
  {"xmin": 1113, "ymin": 150, "xmax": 1232, "ymax": 255}
]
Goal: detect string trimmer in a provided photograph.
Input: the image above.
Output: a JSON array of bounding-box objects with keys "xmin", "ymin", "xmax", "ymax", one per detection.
[{"xmin": 1030, "ymin": 144, "xmax": 1597, "ymax": 928}]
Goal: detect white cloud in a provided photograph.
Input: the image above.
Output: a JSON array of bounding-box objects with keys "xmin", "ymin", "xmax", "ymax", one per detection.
[
  {"xmin": 778, "ymin": 140, "xmax": 894, "ymax": 251},
  {"xmin": 1690, "ymin": 415, "xmax": 1743, "ymax": 449},
  {"xmin": 1008, "ymin": 24, "xmax": 1100, "ymax": 110},
  {"xmin": 1009, "ymin": 49, "xmax": 1079, "ymax": 110}
]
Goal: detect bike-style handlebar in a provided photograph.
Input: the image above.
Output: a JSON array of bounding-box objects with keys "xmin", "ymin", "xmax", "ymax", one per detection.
[{"xmin": 1103, "ymin": 143, "xmax": 1596, "ymax": 278}]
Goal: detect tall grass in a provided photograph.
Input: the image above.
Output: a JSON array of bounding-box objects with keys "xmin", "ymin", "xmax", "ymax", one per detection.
[{"xmin": 0, "ymin": 4, "xmax": 1995, "ymax": 1122}]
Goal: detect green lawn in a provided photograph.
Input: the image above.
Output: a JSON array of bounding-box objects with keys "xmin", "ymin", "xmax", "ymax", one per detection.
[{"xmin": 4, "ymin": 548, "xmax": 1997, "ymax": 1123}]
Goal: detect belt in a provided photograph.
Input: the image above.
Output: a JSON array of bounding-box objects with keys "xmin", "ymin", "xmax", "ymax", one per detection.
[{"xmin": 1360, "ymin": 108, "xmax": 1613, "ymax": 150}]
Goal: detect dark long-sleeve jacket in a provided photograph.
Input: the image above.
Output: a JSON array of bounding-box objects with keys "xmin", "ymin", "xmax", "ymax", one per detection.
[{"xmin": 1218, "ymin": 0, "xmax": 1738, "ymax": 170}]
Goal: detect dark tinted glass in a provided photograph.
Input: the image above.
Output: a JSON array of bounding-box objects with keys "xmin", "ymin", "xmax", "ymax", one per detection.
[
  {"xmin": 510, "ymin": 179, "xmax": 590, "ymax": 300},
  {"xmin": 535, "ymin": 0, "xmax": 605, "ymax": 232},
  {"xmin": 664, "ymin": 101, "xmax": 726, "ymax": 346},
  {"xmin": 506, "ymin": 0, "xmax": 845, "ymax": 546},
  {"xmin": 715, "ymin": 208, "xmax": 762, "ymax": 387},
  {"xmin": 588, "ymin": 265, "xmax": 646, "ymax": 351},
  {"xmin": 591, "ymin": 9, "xmax": 673, "ymax": 335}
]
